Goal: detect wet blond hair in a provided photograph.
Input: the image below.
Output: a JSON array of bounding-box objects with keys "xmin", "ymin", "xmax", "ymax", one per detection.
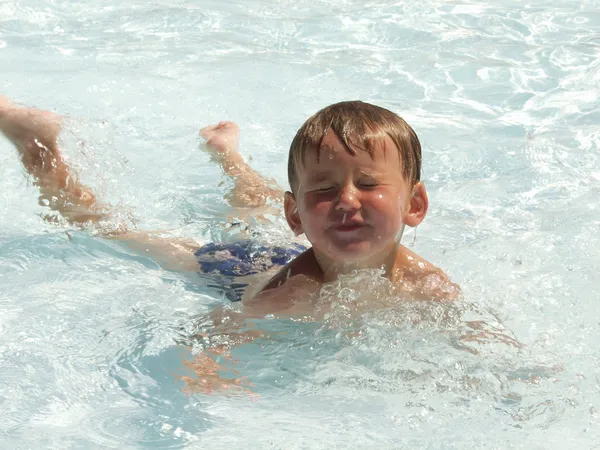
[{"xmin": 288, "ymin": 101, "xmax": 422, "ymax": 193}]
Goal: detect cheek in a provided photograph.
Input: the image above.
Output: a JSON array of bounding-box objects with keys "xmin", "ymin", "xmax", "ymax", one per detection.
[
  {"xmin": 371, "ymin": 189, "xmax": 397, "ymax": 207},
  {"xmin": 366, "ymin": 191, "xmax": 405, "ymax": 222},
  {"xmin": 297, "ymin": 197, "xmax": 330, "ymax": 232},
  {"xmin": 302, "ymin": 193, "xmax": 333, "ymax": 216}
]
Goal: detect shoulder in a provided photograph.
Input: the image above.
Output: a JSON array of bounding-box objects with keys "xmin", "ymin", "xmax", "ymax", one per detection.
[
  {"xmin": 259, "ymin": 247, "xmax": 322, "ymax": 293},
  {"xmin": 394, "ymin": 245, "xmax": 461, "ymax": 300},
  {"xmin": 396, "ymin": 245, "xmax": 438, "ymax": 270},
  {"xmin": 242, "ymin": 248, "xmax": 322, "ymax": 313}
]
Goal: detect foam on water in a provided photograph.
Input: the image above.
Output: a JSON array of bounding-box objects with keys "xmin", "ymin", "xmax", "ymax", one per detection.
[{"xmin": 1, "ymin": 0, "xmax": 600, "ymax": 448}]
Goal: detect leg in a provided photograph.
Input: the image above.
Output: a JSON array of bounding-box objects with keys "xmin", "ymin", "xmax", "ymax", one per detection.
[
  {"xmin": 200, "ymin": 122, "xmax": 284, "ymax": 208},
  {"xmin": 0, "ymin": 96, "xmax": 201, "ymax": 272},
  {"xmin": 0, "ymin": 96, "xmax": 105, "ymax": 223}
]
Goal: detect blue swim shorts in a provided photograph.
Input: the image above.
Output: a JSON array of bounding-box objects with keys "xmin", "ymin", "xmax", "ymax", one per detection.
[{"xmin": 194, "ymin": 239, "xmax": 307, "ymax": 301}]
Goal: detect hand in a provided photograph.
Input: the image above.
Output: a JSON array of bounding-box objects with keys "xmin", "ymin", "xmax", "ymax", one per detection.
[
  {"xmin": 180, "ymin": 310, "xmax": 266, "ymax": 397},
  {"xmin": 181, "ymin": 351, "xmax": 258, "ymax": 399},
  {"xmin": 199, "ymin": 121, "xmax": 240, "ymax": 155}
]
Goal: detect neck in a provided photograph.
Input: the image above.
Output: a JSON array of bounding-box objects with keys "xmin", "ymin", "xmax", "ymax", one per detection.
[{"xmin": 313, "ymin": 242, "xmax": 399, "ymax": 283}]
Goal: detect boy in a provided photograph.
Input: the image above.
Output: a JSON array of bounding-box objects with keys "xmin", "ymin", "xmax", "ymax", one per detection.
[{"xmin": 0, "ymin": 97, "xmax": 459, "ymax": 314}]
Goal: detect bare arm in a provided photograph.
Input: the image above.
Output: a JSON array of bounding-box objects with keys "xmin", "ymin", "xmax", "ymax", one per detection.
[{"xmin": 200, "ymin": 121, "xmax": 283, "ymax": 208}]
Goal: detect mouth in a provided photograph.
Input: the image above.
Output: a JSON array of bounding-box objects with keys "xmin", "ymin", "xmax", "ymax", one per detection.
[{"xmin": 332, "ymin": 222, "xmax": 366, "ymax": 232}]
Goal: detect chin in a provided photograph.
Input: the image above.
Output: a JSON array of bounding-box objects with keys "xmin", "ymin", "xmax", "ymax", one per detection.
[
  {"xmin": 336, "ymin": 235, "xmax": 402, "ymax": 259},
  {"xmin": 327, "ymin": 241, "xmax": 381, "ymax": 261}
]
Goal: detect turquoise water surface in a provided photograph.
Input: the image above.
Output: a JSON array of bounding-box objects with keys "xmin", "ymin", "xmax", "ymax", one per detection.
[{"xmin": 1, "ymin": 1, "xmax": 599, "ymax": 448}]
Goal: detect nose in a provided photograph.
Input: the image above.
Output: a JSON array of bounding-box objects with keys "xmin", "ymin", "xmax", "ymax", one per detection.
[{"xmin": 335, "ymin": 182, "xmax": 361, "ymax": 211}]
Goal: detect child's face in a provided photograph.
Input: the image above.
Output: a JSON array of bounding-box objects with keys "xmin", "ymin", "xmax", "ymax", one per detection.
[{"xmin": 286, "ymin": 130, "xmax": 425, "ymax": 263}]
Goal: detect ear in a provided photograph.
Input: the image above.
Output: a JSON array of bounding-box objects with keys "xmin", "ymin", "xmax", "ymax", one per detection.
[
  {"xmin": 284, "ymin": 191, "xmax": 304, "ymax": 236},
  {"xmin": 403, "ymin": 182, "xmax": 428, "ymax": 227}
]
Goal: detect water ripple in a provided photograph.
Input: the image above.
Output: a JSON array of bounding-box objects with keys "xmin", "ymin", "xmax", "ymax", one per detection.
[{"xmin": 2, "ymin": 0, "xmax": 600, "ymax": 447}]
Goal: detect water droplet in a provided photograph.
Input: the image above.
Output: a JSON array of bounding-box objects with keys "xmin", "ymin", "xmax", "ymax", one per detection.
[{"xmin": 342, "ymin": 213, "xmax": 347, "ymax": 224}]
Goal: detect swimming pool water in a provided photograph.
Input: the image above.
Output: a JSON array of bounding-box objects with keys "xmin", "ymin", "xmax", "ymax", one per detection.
[{"xmin": 1, "ymin": 0, "xmax": 599, "ymax": 448}]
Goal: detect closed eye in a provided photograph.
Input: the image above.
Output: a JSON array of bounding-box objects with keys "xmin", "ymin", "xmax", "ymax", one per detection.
[
  {"xmin": 315, "ymin": 186, "xmax": 336, "ymax": 192},
  {"xmin": 359, "ymin": 182, "xmax": 379, "ymax": 188}
]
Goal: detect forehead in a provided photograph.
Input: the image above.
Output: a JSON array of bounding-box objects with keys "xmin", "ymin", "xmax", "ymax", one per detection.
[{"xmin": 306, "ymin": 129, "xmax": 402, "ymax": 168}]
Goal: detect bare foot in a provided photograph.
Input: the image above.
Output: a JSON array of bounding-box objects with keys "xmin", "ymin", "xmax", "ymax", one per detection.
[
  {"xmin": 0, "ymin": 96, "xmax": 63, "ymax": 175},
  {"xmin": 0, "ymin": 96, "xmax": 61, "ymax": 143},
  {"xmin": 199, "ymin": 121, "xmax": 240, "ymax": 155}
]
